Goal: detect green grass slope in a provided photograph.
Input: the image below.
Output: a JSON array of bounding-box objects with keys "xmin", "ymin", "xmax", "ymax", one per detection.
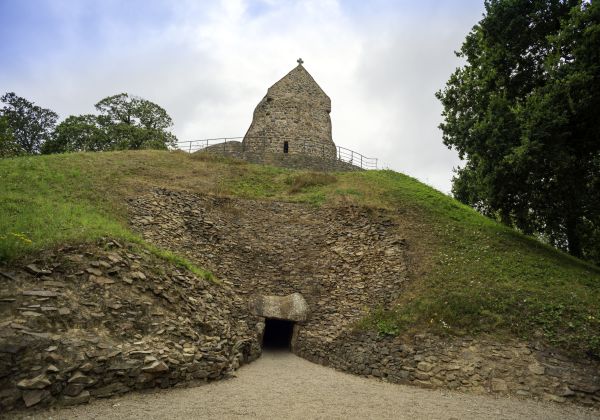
[{"xmin": 1, "ymin": 150, "xmax": 598, "ymax": 356}]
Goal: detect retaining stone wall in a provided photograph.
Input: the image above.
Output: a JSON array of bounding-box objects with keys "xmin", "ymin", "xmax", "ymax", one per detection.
[
  {"xmin": 129, "ymin": 189, "xmax": 600, "ymax": 409},
  {"xmin": 198, "ymin": 141, "xmax": 361, "ymax": 172},
  {"xmin": 129, "ymin": 189, "xmax": 409, "ymax": 360},
  {"xmin": 296, "ymin": 331, "xmax": 600, "ymax": 407},
  {"xmin": 0, "ymin": 240, "xmax": 262, "ymax": 411}
]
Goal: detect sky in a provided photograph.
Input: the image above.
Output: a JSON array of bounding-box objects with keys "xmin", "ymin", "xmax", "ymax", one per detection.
[{"xmin": 0, "ymin": 0, "xmax": 486, "ymax": 193}]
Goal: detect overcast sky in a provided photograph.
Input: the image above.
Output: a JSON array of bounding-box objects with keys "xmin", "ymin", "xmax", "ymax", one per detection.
[{"xmin": 0, "ymin": 0, "xmax": 485, "ymax": 193}]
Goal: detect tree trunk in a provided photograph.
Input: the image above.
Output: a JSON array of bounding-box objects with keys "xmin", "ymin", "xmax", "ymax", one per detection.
[{"xmin": 566, "ymin": 215, "xmax": 583, "ymax": 258}]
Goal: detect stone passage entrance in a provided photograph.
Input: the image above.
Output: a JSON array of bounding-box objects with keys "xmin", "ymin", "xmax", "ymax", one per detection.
[
  {"xmin": 262, "ymin": 319, "xmax": 295, "ymax": 349},
  {"xmin": 249, "ymin": 293, "xmax": 309, "ymax": 352}
]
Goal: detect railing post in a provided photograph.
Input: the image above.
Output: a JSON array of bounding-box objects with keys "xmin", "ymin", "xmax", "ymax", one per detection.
[
  {"xmin": 351, "ymin": 150, "xmax": 354, "ymax": 165},
  {"xmin": 188, "ymin": 141, "xmax": 192, "ymax": 153},
  {"xmin": 360, "ymin": 154, "xmax": 363, "ymax": 169}
]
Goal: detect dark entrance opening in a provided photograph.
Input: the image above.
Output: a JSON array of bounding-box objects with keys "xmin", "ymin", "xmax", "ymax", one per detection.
[
  {"xmin": 283, "ymin": 141, "xmax": 289, "ymax": 154},
  {"xmin": 262, "ymin": 318, "xmax": 294, "ymax": 350}
]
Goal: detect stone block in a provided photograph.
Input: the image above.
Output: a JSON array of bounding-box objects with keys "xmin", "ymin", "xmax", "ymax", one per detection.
[
  {"xmin": 17, "ymin": 374, "xmax": 51, "ymax": 390},
  {"xmin": 249, "ymin": 293, "xmax": 309, "ymax": 322},
  {"xmin": 22, "ymin": 390, "xmax": 47, "ymax": 407},
  {"xmin": 61, "ymin": 391, "xmax": 90, "ymax": 406}
]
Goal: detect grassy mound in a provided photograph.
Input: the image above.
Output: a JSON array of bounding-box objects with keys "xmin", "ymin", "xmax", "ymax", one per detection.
[{"xmin": 1, "ymin": 150, "xmax": 598, "ymax": 355}]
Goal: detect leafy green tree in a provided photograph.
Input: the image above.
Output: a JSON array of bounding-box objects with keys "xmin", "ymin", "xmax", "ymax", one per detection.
[
  {"xmin": 41, "ymin": 114, "xmax": 109, "ymax": 154},
  {"xmin": 436, "ymin": 0, "xmax": 599, "ymax": 261},
  {"xmin": 96, "ymin": 93, "xmax": 173, "ymax": 130},
  {"xmin": 42, "ymin": 93, "xmax": 177, "ymax": 154},
  {"xmin": 103, "ymin": 123, "xmax": 175, "ymax": 151},
  {"xmin": 94, "ymin": 93, "xmax": 176, "ymax": 150},
  {"xmin": 0, "ymin": 92, "xmax": 58, "ymax": 154},
  {"xmin": 0, "ymin": 115, "xmax": 22, "ymax": 158},
  {"xmin": 526, "ymin": 0, "xmax": 600, "ymax": 260}
]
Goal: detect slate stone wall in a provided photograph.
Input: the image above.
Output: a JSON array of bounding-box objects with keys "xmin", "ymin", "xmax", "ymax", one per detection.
[
  {"xmin": 129, "ymin": 189, "xmax": 600, "ymax": 409},
  {"xmin": 129, "ymin": 190, "xmax": 410, "ymax": 372},
  {"xmin": 0, "ymin": 240, "xmax": 262, "ymax": 411},
  {"xmin": 296, "ymin": 331, "xmax": 600, "ymax": 407}
]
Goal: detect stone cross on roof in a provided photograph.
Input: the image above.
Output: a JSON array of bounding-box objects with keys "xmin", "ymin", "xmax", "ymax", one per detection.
[{"xmin": 297, "ymin": 58, "xmax": 304, "ymax": 65}]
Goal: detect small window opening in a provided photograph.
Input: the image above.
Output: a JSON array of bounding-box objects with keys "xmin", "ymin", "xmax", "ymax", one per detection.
[
  {"xmin": 262, "ymin": 318, "xmax": 294, "ymax": 350},
  {"xmin": 283, "ymin": 141, "xmax": 289, "ymax": 154}
]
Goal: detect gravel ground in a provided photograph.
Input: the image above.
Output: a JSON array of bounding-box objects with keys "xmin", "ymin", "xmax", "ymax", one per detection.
[{"xmin": 15, "ymin": 352, "xmax": 599, "ymax": 420}]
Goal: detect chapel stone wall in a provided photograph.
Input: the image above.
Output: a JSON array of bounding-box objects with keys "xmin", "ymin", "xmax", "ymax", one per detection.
[{"xmin": 243, "ymin": 63, "xmax": 337, "ymax": 160}]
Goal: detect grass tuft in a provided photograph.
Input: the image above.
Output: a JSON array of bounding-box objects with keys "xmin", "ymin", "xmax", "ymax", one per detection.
[
  {"xmin": 143, "ymin": 243, "xmax": 218, "ymax": 283},
  {"xmin": 286, "ymin": 172, "xmax": 337, "ymax": 194}
]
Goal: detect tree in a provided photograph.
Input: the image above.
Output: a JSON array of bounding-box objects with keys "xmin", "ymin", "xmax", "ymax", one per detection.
[
  {"xmin": 525, "ymin": 0, "xmax": 600, "ymax": 260},
  {"xmin": 0, "ymin": 92, "xmax": 58, "ymax": 154},
  {"xmin": 436, "ymin": 0, "xmax": 600, "ymax": 262},
  {"xmin": 94, "ymin": 93, "xmax": 176, "ymax": 150},
  {"xmin": 103, "ymin": 122, "xmax": 176, "ymax": 151},
  {"xmin": 42, "ymin": 93, "xmax": 177, "ymax": 154},
  {"xmin": 41, "ymin": 114, "xmax": 109, "ymax": 154},
  {"xmin": 96, "ymin": 93, "xmax": 173, "ymax": 131},
  {"xmin": 0, "ymin": 115, "xmax": 22, "ymax": 158}
]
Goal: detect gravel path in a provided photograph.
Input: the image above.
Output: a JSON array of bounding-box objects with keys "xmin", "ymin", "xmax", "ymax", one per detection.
[{"xmin": 19, "ymin": 352, "xmax": 599, "ymax": 420}]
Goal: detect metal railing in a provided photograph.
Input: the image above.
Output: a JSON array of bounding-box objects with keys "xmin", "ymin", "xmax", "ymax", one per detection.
[
  {"xmin": 175, "ymin": 137, "xmax": 378, "ymax": 170},
  {"xmin": 335, "ymin": 145, "xmax": 378, "ymax": 169},
  {"xmin": 178, "ymin": 137, "xmax": 244, "ymax": 153}
]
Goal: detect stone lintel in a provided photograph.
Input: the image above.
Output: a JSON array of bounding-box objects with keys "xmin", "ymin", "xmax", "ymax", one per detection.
[{"xmin": 249, "ymin": 292, "xmax": 309, "ymax": 322}]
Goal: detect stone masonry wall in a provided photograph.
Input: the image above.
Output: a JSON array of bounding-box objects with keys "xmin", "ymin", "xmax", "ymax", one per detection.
[
  {"xmin": 128, "ymin": 189, "xmax": 600, "ymax": 409},
  {"xmin": 243, "ymin": 64, "xmax": 337, "ymax": 160},
  {"xmin": 297, "ymin": 331, "xmax": 600, "ymax": 407},
  {"xmin": 0, "ymin": 240, "xmax": 261, "ymax": 411},
  {"xmin": 197, "ymin": 143, "xmax": 361, "ymax": 172},
  {"xmin": 129, "ymin": 189, "xmax": 409, "ymax": 356}
]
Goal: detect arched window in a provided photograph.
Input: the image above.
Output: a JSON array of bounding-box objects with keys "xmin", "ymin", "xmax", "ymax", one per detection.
[{"xmin": 283, "ymin": 141, "xmax": 289, "ymax": 154}]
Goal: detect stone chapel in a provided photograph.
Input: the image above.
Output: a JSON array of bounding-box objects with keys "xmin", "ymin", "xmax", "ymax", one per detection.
[{"xmin": 242, "ymin": 59, "xmax": 337, "ymax": 160}]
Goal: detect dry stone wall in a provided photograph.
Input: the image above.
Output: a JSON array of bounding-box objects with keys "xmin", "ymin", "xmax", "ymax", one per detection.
[
  {"xmin": 128, "ymin": 188, "xmax": 600, "ymax": 409},
  {"xmin": 244, "ymin": 151, "xmax": 360, "ymax": 172},
  {"xmin": 297, "ymin": 331, "xmax": 600, "ymax": 407},
  {"xmin": 128, "ymin": 188, "xmax": 409, "ymax": 355},
  {"xmin": 4, "ymin": 190, "xmax": 598, "ymax": 411},
  {"xmin": 196, "ymin": 145, "xmax": 361, "ymax": 172},
  {"xmin": 243, "ymin": 64, "xmax": 337, "ymax": 160},
  {"xmin": 0, "ymin": 240, "xmax": 261, "ymax": 412}
]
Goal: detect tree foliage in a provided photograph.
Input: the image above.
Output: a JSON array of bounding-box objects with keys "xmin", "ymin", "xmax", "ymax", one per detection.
[
  {"xmin": 0, "ymin": 115, "xmax": 21, "ymax": 158},
  {"xmin": 95, "ymin": 93, "xmax": 173, "ymax": 131},
  {"xmin": 90, "ymin": 93, "xmax": 177, "ymax": 149},
  {"xmin": 40, "ymin": 93, "xmax": 177, "ymax": 154},
  {"xmin": 0, "ymin": 92, "xmax": 177, "ymax": 157},
  {"xmin": 0, "ymin": 92, "xmax": 58, "ymax": 154},
  {"xmin": 436, "ymin": 0, "xmax": 600, "ymax": 262},
  {"xmin": 93, "ymin": 93, "xmax": 177, "ymax": 150},
  {"xmin": 41, "ymin": 114, "xmax": 109, "ymax": 154}
]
